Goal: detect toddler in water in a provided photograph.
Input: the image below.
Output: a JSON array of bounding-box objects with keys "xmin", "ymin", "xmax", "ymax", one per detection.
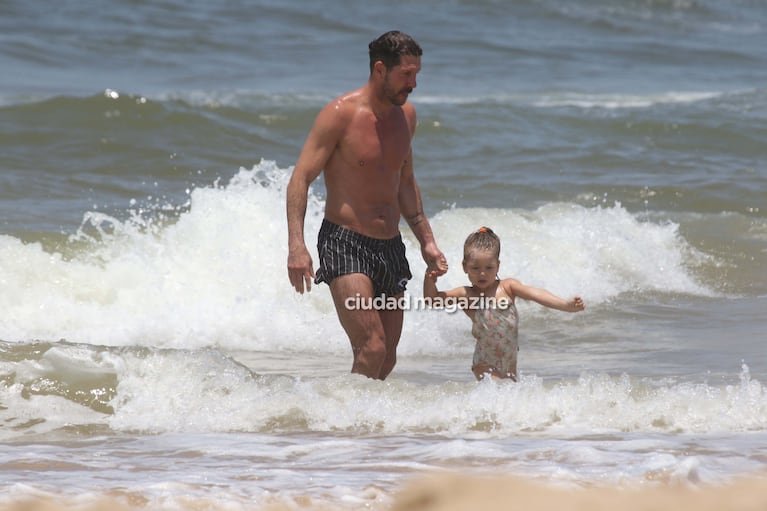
[{"xmin": 423, "ymin": 227, "xmax": 585, "ymax": 381}]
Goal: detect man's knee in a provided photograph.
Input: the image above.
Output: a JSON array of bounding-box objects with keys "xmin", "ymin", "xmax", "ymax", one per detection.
[
  {"xmin": 360, "ymin": 334, "xmax": 387, "ymax": 360},
  {"xmin": 351, "ymin": 334, "xmax": 388, "ymax": 378}
]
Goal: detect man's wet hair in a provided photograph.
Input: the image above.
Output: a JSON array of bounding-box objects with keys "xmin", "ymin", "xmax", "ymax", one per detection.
[{"xmin": 369, "ymin": 30, "xmax": 422, "ymax": 73}]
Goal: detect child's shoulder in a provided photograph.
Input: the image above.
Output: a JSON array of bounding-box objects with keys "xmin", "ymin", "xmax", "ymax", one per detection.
[
  {"xmin": 499, "ymin": 276, "xmax": 522, "ymax": 288},
  {"xmin": 498, "ymin": 277, "xmax": 523, "ymax": 295}
]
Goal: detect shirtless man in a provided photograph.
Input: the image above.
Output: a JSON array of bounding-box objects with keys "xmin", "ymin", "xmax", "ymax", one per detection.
[{"xmin": 286, "ymin": 30, "xmax": 448, "ymax": 380}]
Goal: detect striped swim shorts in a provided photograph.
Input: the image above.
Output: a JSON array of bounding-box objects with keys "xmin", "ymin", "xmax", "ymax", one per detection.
[{"xmin": 314, "ymin": 219, "xmax": 412, "ymax": 297}]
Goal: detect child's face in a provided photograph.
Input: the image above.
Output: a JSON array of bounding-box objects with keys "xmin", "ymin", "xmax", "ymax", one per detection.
[{"xmin": 462, "ymin": 249, "xmax": 499, "ymax": 291}]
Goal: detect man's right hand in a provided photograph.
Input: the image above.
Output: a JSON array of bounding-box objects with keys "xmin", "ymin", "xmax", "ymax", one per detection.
[{"xmin": 287, "ymin": 246, "xmax": 315, "ymax": 294}]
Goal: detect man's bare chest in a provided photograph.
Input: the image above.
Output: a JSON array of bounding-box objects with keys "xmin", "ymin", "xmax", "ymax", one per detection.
[{"xmin": 344, "ymin": 122, "xmax": 410, "ymax": 170}]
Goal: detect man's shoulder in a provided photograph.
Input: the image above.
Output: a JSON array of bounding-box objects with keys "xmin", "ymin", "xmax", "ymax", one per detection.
[
  {"xmin": 401, "ymin": 101, "xmax": 417, "ymax": 132},
  {"xmin": 317, "ymin": 89, "xmax": 364, "ymax": 124},
  {"xmin": 327, "ymin": 88, "xmax": 364, "ymax": 110}
]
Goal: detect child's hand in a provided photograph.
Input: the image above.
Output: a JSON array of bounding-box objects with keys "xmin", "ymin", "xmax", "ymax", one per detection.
[
  {"xmin": 425, "ymin": 269, "xmax": 441, "ymax": 281},
  {"xmin": 566, "ymin": 296, "xmax": 585, "ymax": 312}
]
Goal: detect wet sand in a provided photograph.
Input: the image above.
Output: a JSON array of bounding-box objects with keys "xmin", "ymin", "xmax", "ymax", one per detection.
[{"xmin": 4, "ymin": 472, "xmax": 767, "ymax": 511}]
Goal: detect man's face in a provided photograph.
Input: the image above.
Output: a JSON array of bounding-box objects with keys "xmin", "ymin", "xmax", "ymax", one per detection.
[{"xmin": 382, "ymin": 55, "xmax": 421, "ymax": 106}]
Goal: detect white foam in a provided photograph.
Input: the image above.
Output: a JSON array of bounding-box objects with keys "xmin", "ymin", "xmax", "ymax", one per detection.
[
  {"xmin": 532, "ymin": 91, "xmax": 723, "ymax": 109},
  {"xmin": 0, "ymin": 162, "xmax": 713, "ymax": 354},
  {"xmin": 102, "ymin": 339, "xmax": 767, "ymax": 437}
]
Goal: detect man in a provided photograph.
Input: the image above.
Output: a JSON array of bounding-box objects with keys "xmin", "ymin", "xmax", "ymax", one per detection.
[{"xmin": 286, "ymin": 30, "xmax": 448, "ymax": 380}]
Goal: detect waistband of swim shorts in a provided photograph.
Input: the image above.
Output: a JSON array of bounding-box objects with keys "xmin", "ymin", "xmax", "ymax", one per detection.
[{"xmin": 319, "ymin": 219, "xmax": 403, "ymax": 249}]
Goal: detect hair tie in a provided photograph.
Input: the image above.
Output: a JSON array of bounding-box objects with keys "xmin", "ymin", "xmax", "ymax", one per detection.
[{"xmin": 477, "ymin": 226, "xmax": 489, "ymax": 233}]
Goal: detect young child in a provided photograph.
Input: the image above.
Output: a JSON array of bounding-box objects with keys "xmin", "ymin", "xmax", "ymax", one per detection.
[{"xmin": 424, "ymin": 226, "xmax": 585, "ymax": 381}]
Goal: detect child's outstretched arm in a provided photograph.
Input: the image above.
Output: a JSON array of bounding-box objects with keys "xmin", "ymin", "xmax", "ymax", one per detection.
[{"xmin": 505, "ymin": 278, "xmax": 585, "ymax": 313}]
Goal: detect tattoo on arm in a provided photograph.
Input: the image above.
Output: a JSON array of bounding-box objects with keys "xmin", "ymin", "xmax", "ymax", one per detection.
[{"xmin": 407, "ymin": 210, "xmax": 424, "ymax": 227}]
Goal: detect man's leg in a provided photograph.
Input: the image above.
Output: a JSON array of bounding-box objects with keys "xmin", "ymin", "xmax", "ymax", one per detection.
[
  {"xmin": 329, "ymin": 274, "xmax": 387, "ymax": 379},
  {"xmin": 377, "ymin": 295, "xmax": 404, "ymax": 379}
]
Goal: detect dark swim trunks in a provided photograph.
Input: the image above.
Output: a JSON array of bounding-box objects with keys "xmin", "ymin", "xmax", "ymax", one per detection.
[{"xmin": 314, "ymin": 219, "xmax": 412, "ymax": 297}]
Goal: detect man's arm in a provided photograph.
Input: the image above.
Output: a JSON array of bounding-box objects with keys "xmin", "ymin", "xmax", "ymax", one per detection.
[
  {"xmin": 286, "ymin": 104, "xmax": 343, "ymax": 293},
  {"xmin": 399, "ymin": 146, "xmax": 448, "ymax": 275}
]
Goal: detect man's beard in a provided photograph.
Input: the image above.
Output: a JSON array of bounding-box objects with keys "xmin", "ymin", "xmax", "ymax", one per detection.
[{"xmin": 383, "ymin": 75, "xmax": 412, "ymax": 106}]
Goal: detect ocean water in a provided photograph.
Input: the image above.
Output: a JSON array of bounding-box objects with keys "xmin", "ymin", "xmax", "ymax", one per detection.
[{"xmin": 1, "ymin": 0, "xmax": 766, "ymax": 509}]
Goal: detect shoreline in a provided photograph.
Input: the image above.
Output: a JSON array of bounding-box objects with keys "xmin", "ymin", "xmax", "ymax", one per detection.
[{"xmin": 4, "ymin": 471, "xmax": 767, "ymax": 511}]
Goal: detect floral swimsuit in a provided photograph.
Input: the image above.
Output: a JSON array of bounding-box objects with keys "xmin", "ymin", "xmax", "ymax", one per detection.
[{"xmin": 471, "ymin": 301, "xmax": 519, "ymax": 378}]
